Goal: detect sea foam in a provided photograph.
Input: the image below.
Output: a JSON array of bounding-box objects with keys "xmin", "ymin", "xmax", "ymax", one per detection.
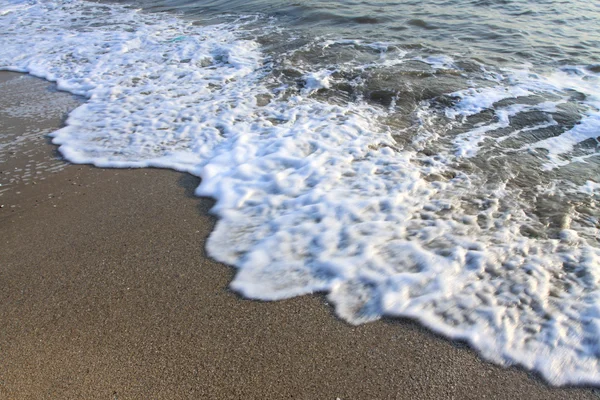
[
  {"xmin": 444, "ymin": 67, "xmax": 600, "ymax": 167},
  {"xmin": 1, "ymin": 0, "xmax": 600, "ymax": 385}
]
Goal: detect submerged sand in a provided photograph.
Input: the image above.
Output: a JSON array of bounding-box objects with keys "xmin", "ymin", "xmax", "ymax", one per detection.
[{"xmin": 0, "ymin": 71, "xmax": 597, "ymax": 399}]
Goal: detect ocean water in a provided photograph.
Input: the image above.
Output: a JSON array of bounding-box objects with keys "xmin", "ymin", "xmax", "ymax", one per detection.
[{"xmin": 1, "ymin": 0, "xmax": 599, "ymax": 385}]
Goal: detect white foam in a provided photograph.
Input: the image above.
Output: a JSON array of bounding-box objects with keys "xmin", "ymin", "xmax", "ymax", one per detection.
[
  {"xmin": 532, "ymin": 109, "xmax": 600, "ymax": 169},
  {"xmin": 445, "ymin": 85, "xmax": 532, "ymax": 119},
  {"xmin": 2, "ymin": 0, "xmax": 600, "ymax": 386},
  {"xmin": 453, "ymin": 103, "xmax": 528, "ymax": 157},
  {"xmin": 578, "ymin": 180, "xmax": 600, "ymax": 196},
  {"xmin": 413, "ymin": 54, "xmax": 457, "ymax": 70},
  {"xmin": 519, "ymin": 69, "xmax": 600, "ymax": 168},
  {"xmin": 321, "ymin": 39, "xmax": 392, "ymax": 53},
  {"xmin": 0, "ymin": 0, "xmax": 29, "ymax": 15},
  {"xmin": 445, "ymin": 67, "xmax": 600, "ymax": 166},
  {"xmin": 302, "ymin": 69, "xmax": 333, "ymax": 94}
]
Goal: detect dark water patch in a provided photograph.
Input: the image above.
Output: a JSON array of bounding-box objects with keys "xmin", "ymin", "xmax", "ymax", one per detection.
[
  {"xmin": 522, "ymin": 125, "xmax": 570, "ymax": 145},
  {"xmin": 587, "ymin": 65, "xmax": 600, "ymax": 73},
  {"xmin": 351, "ymin": 16, "xmax": 383, "ymax": 24},
  {"xmin": 406, "ymin": 19, "xmax": 438, "ymax": 30}
]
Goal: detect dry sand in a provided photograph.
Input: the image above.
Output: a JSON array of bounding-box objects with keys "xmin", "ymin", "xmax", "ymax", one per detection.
[{"xmin": 1, "ymin": 70, "xmax": 598, "ymax": 399}]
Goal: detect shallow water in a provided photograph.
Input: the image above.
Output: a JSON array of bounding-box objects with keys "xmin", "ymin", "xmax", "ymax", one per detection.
[{"xmin": 1, "ymin": 0, "xmax": 599, "ymax": 385}]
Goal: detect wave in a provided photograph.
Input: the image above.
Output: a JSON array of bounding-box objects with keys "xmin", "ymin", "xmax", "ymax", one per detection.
[{"xmin": 1, "ymin": 0, "xmax": 599, "ymax": 385}]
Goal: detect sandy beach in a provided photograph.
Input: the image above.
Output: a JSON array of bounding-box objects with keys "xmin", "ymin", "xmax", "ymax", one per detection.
[{"xmin": 1, "ymin": 71, "xmax": 598, "ymax": 399}]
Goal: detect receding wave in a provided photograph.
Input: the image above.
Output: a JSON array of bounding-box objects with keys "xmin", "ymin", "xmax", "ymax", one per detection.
[{"xmin": 1, "ymin": 0, "xmax": 599, "ymax": 386}]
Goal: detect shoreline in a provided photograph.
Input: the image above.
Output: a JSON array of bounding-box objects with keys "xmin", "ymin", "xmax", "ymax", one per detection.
[{"xmin": 1, "ymin": 71, "xmax": 597, "ymax": 399}]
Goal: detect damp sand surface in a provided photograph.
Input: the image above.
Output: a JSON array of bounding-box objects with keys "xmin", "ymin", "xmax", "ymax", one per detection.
[{"xmin": 1, "ymin": 74, "xmax": 599, "ymax": 399}]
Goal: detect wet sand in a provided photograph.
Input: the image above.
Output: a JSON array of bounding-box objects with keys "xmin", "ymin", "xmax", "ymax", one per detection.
[{"xmin": 1, "ymin": 70, "xmax": 598, "ymax": 399}]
